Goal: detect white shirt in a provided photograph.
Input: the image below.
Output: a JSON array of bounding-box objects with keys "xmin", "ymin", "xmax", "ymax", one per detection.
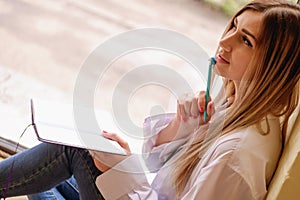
[{"xmin": 94, "ymin": 110, "xmax": 282, "ymax": 200}]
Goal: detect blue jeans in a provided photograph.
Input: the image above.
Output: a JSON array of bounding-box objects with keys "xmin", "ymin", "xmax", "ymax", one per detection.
[
  {"xmin": 0, "ymin": 143, "xmax": 104, "ymax": 199},
  {"xmin": 28, "ymin": 176, "xmax": 79, "ymax": 200}
]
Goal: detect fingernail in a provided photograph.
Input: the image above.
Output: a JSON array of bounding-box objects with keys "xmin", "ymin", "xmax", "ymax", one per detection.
[
  {"xmin": 102, "ymin": 130, "xmax": 108, "ymax": 133},
  {"xmin": 199, "ymin": 107, "xmax": 204, "ymax": 112},
  {"xmin": 209, "ymin": 103, "xmax": 213, "ymax": 109}
]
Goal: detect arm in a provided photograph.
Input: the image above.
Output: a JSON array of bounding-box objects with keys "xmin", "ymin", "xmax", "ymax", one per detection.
[
  {"xmin": 154, "ymin": 112, "xmax": 180, "ymax": 146},
  {"xmin": 142, "ymin": 92, "xmax": 215, "ymax": 172}
]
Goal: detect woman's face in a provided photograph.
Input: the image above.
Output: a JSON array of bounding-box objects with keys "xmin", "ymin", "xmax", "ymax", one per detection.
[{"xmin": 214, "ymin": 10, "xmax": 263, "ymax": 81}]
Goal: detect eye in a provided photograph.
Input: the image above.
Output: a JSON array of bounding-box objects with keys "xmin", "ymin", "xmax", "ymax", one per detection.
[
  {"xmin": 242, "ymin": 36, "xmax": 253, "ymax": 47},
  {"xmin": 227, "ymin": 21, "xmax": 237, "ymax": 35},
  {"xmin": 231, "ymin": 21, "xmax": 237, "ymax": 30}
]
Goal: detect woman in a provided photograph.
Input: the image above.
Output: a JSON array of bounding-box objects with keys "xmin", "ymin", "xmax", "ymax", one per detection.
[{"xmin": 1, "ymin": 0, "xmax": 300, "ymax": 199}]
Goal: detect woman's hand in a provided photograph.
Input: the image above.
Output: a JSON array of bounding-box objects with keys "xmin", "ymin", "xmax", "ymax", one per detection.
[
  {"xmin": 155, "ymin": 91, "xmax": 215, "ymax": 146},
  {"xmin": 171, "ymin": 91, "xmax": 214, "ymax": 140},
  {"xmin": 177, "ymin": 91, "xmax": 215, "ymax": 125},
  {"xmin": 92, "ymin": 131, "xmax": 131, "ymax": 172},
  {"xmin": 196, "ymin": 91, "xmax": 215, "ymax": 124}
]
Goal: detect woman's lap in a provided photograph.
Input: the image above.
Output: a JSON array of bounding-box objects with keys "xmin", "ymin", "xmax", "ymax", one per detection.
[{"xmin": 0, "ymin": 143, "xmax": 104, "ymax": 199}]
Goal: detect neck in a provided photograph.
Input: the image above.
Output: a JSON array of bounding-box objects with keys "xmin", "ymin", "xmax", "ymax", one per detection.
[{"xmin": 231, "ymin": 80, "xmax": 240, "ymax": 106}]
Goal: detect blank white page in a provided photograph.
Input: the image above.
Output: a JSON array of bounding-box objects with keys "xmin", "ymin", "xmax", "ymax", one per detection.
[{"xmin": 31, "ymin": 99, "xmax": 127, "ymax": 155}]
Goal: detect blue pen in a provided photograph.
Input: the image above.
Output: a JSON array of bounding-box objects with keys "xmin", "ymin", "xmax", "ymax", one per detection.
[{"xmin": 204, "ymin": 57, "xmax": 216, "ymax": 122}]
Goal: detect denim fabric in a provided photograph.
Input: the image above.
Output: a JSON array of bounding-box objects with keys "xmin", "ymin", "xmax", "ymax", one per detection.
[
  {"xmin": 0, "ymin": 143, "xmax": 104, "ymax": 199},
  {"xmin": 28, "ymin": 188, "xmax": 65, "ymax": 200},
  {"xmin": 28, "ymin": 176, "xmax": 79, "ymax": 200}
]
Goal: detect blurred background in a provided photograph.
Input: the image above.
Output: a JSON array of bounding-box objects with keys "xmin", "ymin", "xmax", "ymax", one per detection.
[
  {"xmin": 0, "ymin": 0, "xmax": 229, "ymax": 148},
  {"xmin": 0, "ymin": 0, "xmax": 297, "ymax": 149},
  {"xmin": 206, "ymin": 0, "xmax": 299, "ymax": 15}
]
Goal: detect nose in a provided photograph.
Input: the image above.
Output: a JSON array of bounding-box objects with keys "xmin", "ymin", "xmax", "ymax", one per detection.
[{"xmin": 219, "ymin": 31, "xmax": 235, "ymax": 52}]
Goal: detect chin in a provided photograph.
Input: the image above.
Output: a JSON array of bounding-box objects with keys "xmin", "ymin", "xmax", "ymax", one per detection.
[{"xmin": 213, "ymin": 65, "xmax": 223, "ymax": 77}]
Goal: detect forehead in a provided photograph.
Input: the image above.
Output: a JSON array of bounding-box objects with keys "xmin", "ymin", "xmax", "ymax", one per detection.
[{"xmin": 236, "ymin": 10, "xmax": 263, "ymax": 37}]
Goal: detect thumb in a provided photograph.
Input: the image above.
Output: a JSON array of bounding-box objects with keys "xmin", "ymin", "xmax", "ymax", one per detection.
[{"xmin": 207, "ymin": 101, "xmax": 215, "ymax": 117}]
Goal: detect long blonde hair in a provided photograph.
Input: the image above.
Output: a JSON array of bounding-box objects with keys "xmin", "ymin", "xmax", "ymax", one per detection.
[{"xmin": 174, "ymin": 0, "xmax": 300, "ymax": 197}]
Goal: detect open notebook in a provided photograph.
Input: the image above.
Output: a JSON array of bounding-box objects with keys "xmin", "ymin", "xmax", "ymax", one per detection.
[{"xmin": 30, "ymin": 99, "xmax": 127, "ymax": 155}]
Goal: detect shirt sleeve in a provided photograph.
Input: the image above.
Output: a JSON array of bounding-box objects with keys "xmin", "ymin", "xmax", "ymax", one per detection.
[
  {"xmin": 142, "ymin": 113, "xmax": 175, "ymax": 155},
  {"xmin": 142, "ymin": 113, "xmax": 177, "ymax": 172},
  {"xmin": 95, "ymin": 154, "xmax": 160, "ymax": 200},
  {"xmin": 142, "ymin": 113, "xmax": 200, "ymax": 172}
]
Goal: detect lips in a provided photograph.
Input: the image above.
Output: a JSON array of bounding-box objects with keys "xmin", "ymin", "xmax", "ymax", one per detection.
[{"xmin": 216, "ymin": 54, "xmax": 230, "ymax": 64}]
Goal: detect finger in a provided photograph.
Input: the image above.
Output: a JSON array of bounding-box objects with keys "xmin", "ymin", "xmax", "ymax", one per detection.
[
  {"xmin": 197, "ymin": 91, "xmax": 206, "ymax": 112},
  {"xmin": 176, "ymin": 100, "xmax": 181, "ymax": 120},
  {"xmin": 190, "ymin": 98, "xmax": 199, "ymax": 117},
  {"xmin": 102, "ymin": 131, "xmax": 131, "ymax": 153},
  {"xmin": 178, "ymin": 93, "xmax": 193, "ymax": 121},
  {"xmin": 183, "ymin": 100, "xmax": 192, "ymax": 117},
  {"xmin": 207, "ymin": 101, "xmax": 215, "ymax": 117},
  {"xmin": 178, "ymin": 103, "xmax": 188, "ymax": 122},
  {"xmin": 198, "ymin": 91, "xmax": 212, "ymax": 112},
  {"xmin": 199, "ymin": 101, "xmax": 215, "ymax": 124}
]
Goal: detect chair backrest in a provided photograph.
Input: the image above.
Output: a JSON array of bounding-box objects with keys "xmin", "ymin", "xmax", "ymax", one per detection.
[{"xmin": 266, "ymin": 96, "xmax": 300, "ymax": 200}]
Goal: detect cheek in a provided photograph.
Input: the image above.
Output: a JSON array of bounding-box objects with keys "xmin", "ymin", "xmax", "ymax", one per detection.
[
  {"xmin": 233, "ymin": 57, "xmax": 250, "ymax": 79},
  {"xmin": 234, "ymin": 67, "xmax": 247, "ymax": 80},
  {"xmin": 233, "ymin": 52, "xmax": 252, "ymax": 77}
]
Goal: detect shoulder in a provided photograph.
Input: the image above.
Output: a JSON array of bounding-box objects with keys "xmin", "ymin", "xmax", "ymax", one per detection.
[
  {"xmin": 233, "ymin": 116, "xmax": 282, "ymax": 160},
  {"xmin": 227, "ymin": 116, "xmax": 282, "ymax": 196},
  {"xmin": 212, "ymin": 116, "xmax": 281, "ymax": 159},
  {"xmin": 205, "ymin": 115, "xmax": 282, "ymax": 178},
  {"xmin": 196, "ymin": 116, "xmax": 282, "ymax": 199},
  {"xmin": 208, "ymin": 116, "xmax": 282, "ymax": 169}
]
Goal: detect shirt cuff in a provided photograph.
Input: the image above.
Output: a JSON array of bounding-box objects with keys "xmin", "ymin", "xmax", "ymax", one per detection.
[
  {"xmin": 142, "ymin": 113, "xmax": 175, "ymax": 156},
  {"xmin": 95, "ymin": 154, "xmax": 149, "ymax": 200}
]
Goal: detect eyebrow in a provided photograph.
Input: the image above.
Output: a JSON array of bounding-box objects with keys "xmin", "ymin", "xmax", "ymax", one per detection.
[
  {"xmin": 242, "ymin": 28, "xmax": 257, "ymax": 42},
  {"xmin": 234, "ymin": 17, "xmax": 258, "ymax": 42}
]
